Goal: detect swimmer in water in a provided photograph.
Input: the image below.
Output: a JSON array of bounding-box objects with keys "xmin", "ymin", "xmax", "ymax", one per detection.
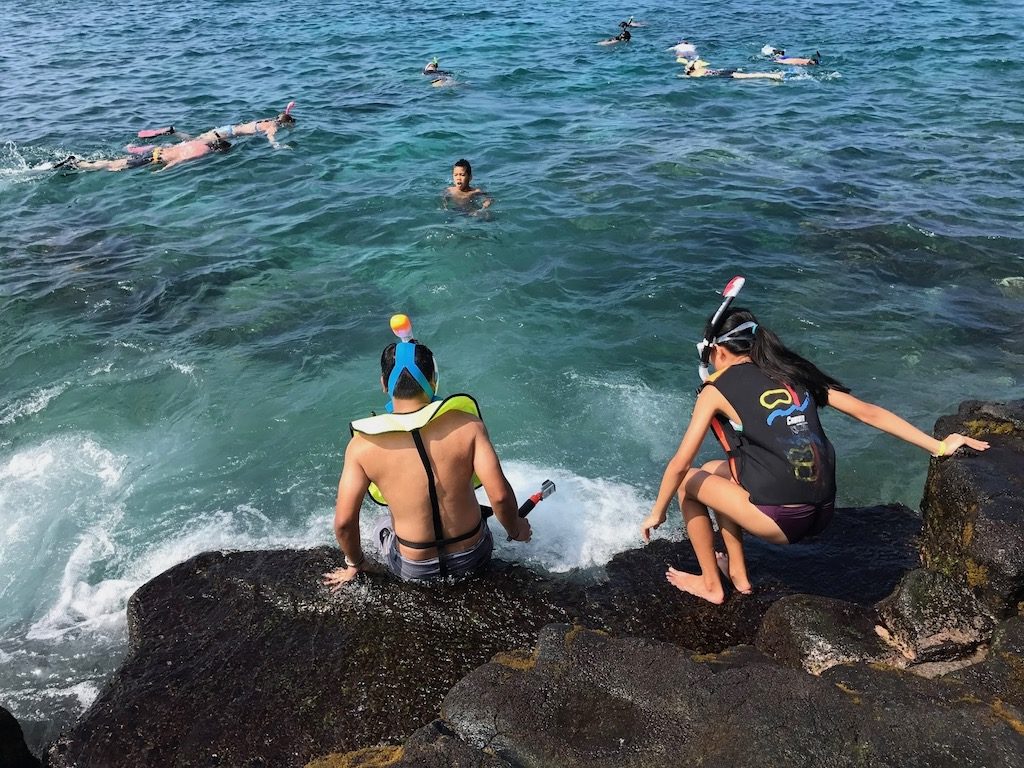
[
  {"xmin": 443, "ymin": 158, "xmax": 493, "ymax": 213},
  {"xmin": 193, "ymin": 103, "xmax": 297, "ymax": 149},
  {"xmin": 598, "ymin": 26, "xmax": 631, "ymax": 45},
  {"xmin": 47, "ymin": 137, "xmax": 232, "ymax": 173},
  {"xmin": 682, "ymin": 59, "xmax": 783, "ymax": 81},
  {"xmin": 764, "ymin": 47, "xmax": 821, "ymax": 66},
  {"xmin": 423, "ymin": 58, "xmax": 455, "ymax": 87},
  {"xmin": 669, "ymin": 40, "xmax": 698, "ymax": 59}
]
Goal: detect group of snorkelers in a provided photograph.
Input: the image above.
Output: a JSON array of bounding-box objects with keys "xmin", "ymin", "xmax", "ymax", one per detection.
[
  {"xmin": 676, "ymin": 42, "xmax": 822, "ymax": 80},
  {"xmin": 594, "ymin": 18, "xmax": 822, "ymax": 81},
  {"xmin": 325, "ymin": 288, "xmax": 989, "ymax": 597},
  {"xmin": 40, "ymin": 102, "xmax": 297, "ymax": 173}
]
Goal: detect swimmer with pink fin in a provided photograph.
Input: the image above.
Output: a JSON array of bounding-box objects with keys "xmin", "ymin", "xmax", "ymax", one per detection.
[
  {"xmin": 39, "ymin": 102, "xmax": 297, "ymax": 173},
  {"xmin": 135, "ymin": 102, "xmax": 296, "ymax": 147}
]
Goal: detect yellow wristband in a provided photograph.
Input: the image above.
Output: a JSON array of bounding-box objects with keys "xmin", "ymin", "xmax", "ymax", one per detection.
[{"xmin": 934, "ymin": 441, "xmax": 948, "ymax": 457}]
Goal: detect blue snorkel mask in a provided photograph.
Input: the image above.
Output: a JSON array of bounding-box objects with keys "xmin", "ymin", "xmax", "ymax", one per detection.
[{"xmin": 385, "ymin": 314, "xmax": 440, "ymax": 412}]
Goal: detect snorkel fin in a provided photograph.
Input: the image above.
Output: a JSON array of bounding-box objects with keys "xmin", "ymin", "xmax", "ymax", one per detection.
[
  {"xmin": 385, "ymin": 314, "xmax": 438, "ymax": 412},
  {"xmin": 697, "ymin": 276, "xmax": 745, "ymax": 383}
]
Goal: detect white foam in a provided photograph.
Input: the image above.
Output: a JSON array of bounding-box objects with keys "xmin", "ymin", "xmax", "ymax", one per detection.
[
  {"xmin": 26, "ymin": 502, "xmax": 329, "ymax": 643},
  {"xmin": 0, "ymin": 383, "xmax": 69, "ymax": 425},
  {"xmin": 480, "ymin": 461, "xmax": 652, "ymax": 572},
  {"xmin": 169, "ymin": 360, "xmax": 197, "ymax": 378}
]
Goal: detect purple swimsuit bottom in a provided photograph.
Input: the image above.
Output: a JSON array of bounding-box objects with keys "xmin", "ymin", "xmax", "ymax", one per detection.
[{"xmin": 756, "ymin": 499, "xmax": 835, "ymax": 543}]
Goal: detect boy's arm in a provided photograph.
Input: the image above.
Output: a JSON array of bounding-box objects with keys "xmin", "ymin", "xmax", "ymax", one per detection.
[
  {"xmin": 324, "ymin": 441, "xmax": 372, "ymax": 590},
  {"xmin": 472, "ymin": 422, "xmax": 529, "ymax": 542},
  {"xmin": 474, "ymin": 189, "xmax": 493, "ymax": 208}
]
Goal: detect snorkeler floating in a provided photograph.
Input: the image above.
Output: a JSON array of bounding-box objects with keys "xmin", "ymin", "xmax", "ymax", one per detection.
[
  {"xmin": 598, "ymin": 21, "xmax": 633, "ymax": 46},
  {"xmin": 191, "ymin": 101, "xmax": 297, "ymax": 149},
  {"xmin": 762, "ymin": 46, "xmax": 821, "ymax": 66},
  {"xmin": 682, "ymin": 59, "xmax": 783, "ymax": 81},
  {"xmin": 39, "ymin": 103, "xmax": 297, "ymax": 173},
  {"xmin": 48, "ymin": 137, "xmax": 233, "ymax": 173},
  {"xmin": 422, "ymin": 58, "xmax": 455, "ymax": 87},
  {"xmin": 640, "ymin": 277, "xmax": 990, "ymax": 605}
]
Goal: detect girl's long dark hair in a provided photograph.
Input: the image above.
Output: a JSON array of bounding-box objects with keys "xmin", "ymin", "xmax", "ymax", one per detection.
[{"xmin": 707, "ymin": 308, "xmax": 849, "ymax": 405}]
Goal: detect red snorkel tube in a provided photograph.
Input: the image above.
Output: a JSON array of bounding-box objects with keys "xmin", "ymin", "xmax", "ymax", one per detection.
[
  {"xmin": 482, "ymin": 479, "xmax": 556, "ymax": 519},
  {"xmin": 697, "ymin": 276, "xmax": 745, "ymax": 383}
]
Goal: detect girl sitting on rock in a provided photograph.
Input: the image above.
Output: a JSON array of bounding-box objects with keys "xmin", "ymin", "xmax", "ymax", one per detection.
[{"xmin": 640, "ymin": 307, "xmax": 989, "ymax": 604}]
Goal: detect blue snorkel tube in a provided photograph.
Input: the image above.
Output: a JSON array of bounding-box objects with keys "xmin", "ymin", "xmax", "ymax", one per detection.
[
  {"xmin": 386, "ymin": 313, "xmax": 557, "ymax": 516},
  {"xmin": 696, "ymin": 276, "xmax": 746, "ymax": 383}
]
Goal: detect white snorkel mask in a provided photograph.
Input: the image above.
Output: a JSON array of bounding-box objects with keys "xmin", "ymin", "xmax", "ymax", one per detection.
[{"xmin": 697, "ymin": 276, "xmax": 746, "ymax": 382}]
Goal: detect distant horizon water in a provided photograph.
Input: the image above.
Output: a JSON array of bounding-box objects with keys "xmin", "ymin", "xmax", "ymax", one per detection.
[{"xmin": 1, "ymin": 0, "xmax": 1022, "ymax": 752}]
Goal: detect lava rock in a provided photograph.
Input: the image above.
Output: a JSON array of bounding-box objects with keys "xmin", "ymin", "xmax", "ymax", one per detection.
[
  {"xmin": 921, "ymin": 399, "xmax": 1024, "ymax": 617},
  {"xmin": 0, "ymin": 706, "xmax": 41, "ymax": 768},
  {"xmin": 755, "ymin": 594, "xmax": 901, "ymax": 674},
  {"xmin": 876, "ymin": 568, "xmax": 997, "ymax": 662}
]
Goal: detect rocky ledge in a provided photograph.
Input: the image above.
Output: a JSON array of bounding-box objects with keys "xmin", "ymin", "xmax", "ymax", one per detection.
[{"xmin": 3, "ymin": 399, "xmax": 1018, "ymax": 767}]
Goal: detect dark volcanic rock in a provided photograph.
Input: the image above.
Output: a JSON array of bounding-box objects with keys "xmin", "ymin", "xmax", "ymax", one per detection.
[
  {"xmin": 440, "ymin": 625, "xmax": 1024, "ymax": 768},
  {"xmin": 0, "ymin": 706, "xmax": 41, "ymax": 768},
  {"xmin": 921, "ymin": 399, "xmax": 1024, "ymax": 617},
  {"xmin": 755, "ymin": 594, "xmax": 901, "ymax": 673},
  {"xmin": 307, "ymin": 720, "xmax": 513, "ymax": 768},
  {"xmin": 946, "ymin": 616, "xmax": 1024, "ymax": 709},
  {"xmin": 46, "ymin": 548, "xmax": 579, "ymax": 768},
  {"xmin": 877, "ymin": 567, "xmax": 997, "ymax": 662},
  {"xmin": 591, "ymin": 503, "xmax": 920, "ymax": 651},
  {"xmin": 45, "ymin": 497, "xmax": 920, "ymax": 768}
]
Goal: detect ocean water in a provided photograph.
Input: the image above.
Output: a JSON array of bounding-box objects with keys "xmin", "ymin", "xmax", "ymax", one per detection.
[{"xmin": 1, "ymin": 0, "xmax": 1023, "ymax": 748}]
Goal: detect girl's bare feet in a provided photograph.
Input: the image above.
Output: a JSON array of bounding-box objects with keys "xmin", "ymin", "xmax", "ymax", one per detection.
[
  {"xmin": 666, "ymin": 567, "xmax": 725, "ymax": 605},
  {"xmin": 715, "ymin": 552, "xmax": 752, "ymax": 594}
]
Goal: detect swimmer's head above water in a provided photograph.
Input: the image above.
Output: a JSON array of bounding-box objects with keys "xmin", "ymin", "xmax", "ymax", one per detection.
[{"xmin": 276, "ymin": 101, "xmax": 297, "ymax": 126}]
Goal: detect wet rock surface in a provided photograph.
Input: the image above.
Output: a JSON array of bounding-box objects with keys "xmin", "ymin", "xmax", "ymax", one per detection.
[
  {"xmin": 922, "ymin": 399, "xmax": 1024, "ymax": 617},
  {"xmin": 0, "ymin": 706, "xmax": 41, "ymax": 768},
  {"xmin": 877, "ymin": 568, "xmax": 997, "ymax": 662},
  {"xmin": 42, "ymin": 400, "xmax": 1023, "ymax": 768},
  {"xmin": 44, "ymin": 505, "xmax": 917, "ymax": 768},
  {"xmin": 755, "ymin": 594, "xmax": 900, "ymax": 674},
  {"xmin": 435, "ymin": 625, "xmax": 1024, "ymax": 768}
]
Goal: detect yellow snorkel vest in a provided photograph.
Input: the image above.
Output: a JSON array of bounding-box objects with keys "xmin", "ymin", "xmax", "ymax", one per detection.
[{"xmin": 349, "ymin": 393, "xmax": 483, "ymax": 505}]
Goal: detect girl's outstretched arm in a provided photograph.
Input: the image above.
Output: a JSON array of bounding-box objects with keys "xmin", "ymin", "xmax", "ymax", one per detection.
[
  {"xmin": 827, "ymin": 389, "xmax": 990, "ymax": 456},
  {"xmin": 641, "ymin": 386, "xmax": 723, "ymax": 542}
]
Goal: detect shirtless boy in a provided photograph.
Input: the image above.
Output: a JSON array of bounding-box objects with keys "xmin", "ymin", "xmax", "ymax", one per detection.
[
  {"xmin": 323, "ymin": 328, "xmax": 530, "ymax": 587},
  {"xmin": 443, "ymin": 159, "xmax": 493, "ymax": 210}
]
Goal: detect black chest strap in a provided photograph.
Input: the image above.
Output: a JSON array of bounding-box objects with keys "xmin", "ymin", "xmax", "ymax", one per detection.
[{"xmin": 410, "ymin": 428, "xmax": 447, "ymax": 576}]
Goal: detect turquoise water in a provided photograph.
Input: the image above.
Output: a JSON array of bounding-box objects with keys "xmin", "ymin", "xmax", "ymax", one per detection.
[{"xmin": 2, "ymin": 0, "xmax": 1023, "ymax": 744}]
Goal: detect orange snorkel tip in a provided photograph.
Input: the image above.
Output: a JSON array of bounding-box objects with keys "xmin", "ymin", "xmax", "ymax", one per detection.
[{"xmin": 390, "ymin": 313, "xmax": 414, "ymax": 342}]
